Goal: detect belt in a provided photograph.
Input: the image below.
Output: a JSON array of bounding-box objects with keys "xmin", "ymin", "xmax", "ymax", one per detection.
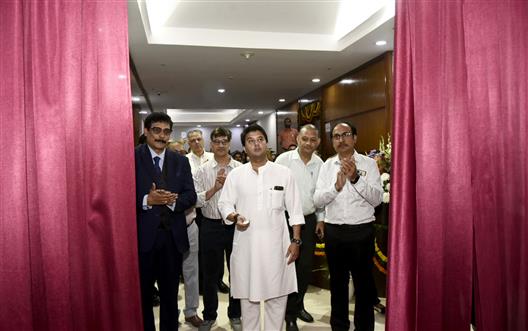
[
  {"xmin": 203, "ymin": 216, "xmax": 223, "ymax": 222},
  {"xmin": 325, "ymin": 222, "xmax": 373, "ymax": 229},
  {"xmin": 304, "ymin": 212, "xmax": 316, "ymax": 218}
]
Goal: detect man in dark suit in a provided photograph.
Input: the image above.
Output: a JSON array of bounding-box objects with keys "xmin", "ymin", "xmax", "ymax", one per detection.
[{"xmin": 136, "ymin": 112, "xmax": 197, "ymax": 331}]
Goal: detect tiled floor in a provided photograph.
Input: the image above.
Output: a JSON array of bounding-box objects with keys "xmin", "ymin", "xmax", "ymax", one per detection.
[{"xmin": 153, "ymin": 283, "xmax": 386, "ymax": 330}]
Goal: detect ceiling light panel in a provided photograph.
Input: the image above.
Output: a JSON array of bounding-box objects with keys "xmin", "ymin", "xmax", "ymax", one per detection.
[{"xmin": 140, "ymin": 0, "xmax": 394, "ymax": 51}]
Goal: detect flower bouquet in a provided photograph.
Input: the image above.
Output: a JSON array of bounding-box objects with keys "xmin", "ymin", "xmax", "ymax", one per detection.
[{"xmin": 368, "ymin": 134, "xmax": 391, "ymax": 203}]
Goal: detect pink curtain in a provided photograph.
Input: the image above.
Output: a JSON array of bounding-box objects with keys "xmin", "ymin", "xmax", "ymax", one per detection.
[
  {"xmin": 0, "ymin": 1, "xmax": 142, "ymax": 330},
  {"xmin": 387, "ymin": 0, "xmax": 528, "ymax": 330}
]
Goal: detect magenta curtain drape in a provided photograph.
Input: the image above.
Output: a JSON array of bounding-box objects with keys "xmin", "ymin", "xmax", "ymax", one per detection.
[
  {"xmin": 387, "ymin": 0, "xmax": 528, "ymax": 330},
  {"xmin": 0, "ymin": 1, "xmax": 142, "ymax": 330}
]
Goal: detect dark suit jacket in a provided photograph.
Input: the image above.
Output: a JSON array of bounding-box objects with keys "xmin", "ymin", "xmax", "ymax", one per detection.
[{"xmin": 135, "ymin": 144, "xmax": 196, "ymax": 253}]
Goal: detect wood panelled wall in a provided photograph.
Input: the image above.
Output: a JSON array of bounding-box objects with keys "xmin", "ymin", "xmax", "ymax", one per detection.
[
  {"xmin": 287, "ymin": 52, "xmax": 393, "ymax": 160},
  {"xmin": 321, "ymin": 52, "xmax": 392, "ymax": 158}
]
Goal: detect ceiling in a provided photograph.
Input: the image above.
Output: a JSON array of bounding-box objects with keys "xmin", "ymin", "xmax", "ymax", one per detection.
[{"xmin": 128, "ymin": 0, "xmax": 394, "ymax": 127}]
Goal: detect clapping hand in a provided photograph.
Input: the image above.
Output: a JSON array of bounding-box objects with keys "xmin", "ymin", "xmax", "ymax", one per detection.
[
  {"xmin": 147, "ymin": 183, "xmax": 178, "ymax": 206},
  {"xmin": 335, "ymin": 171, "xmax": 347, "ymax": 192},
  {"xmin": 340, "ymin": 157, "xmax": 357, "ymax": 181}
]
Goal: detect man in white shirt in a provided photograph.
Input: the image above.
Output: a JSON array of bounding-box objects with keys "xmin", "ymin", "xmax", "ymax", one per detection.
[
  {"xmin": 186, "ymin": 130, "xmax": 214, "ymax": 173},
  {"xmin": 174, "ymin": 129, "xmax": 213, "ymax": 328},
  {"xmin": 314, "ymin": 122, "xmax": 383, "ymax": 331},
  {"xmin": 275, "ymin": 124, "xmax": 324, "ymax": 331},
  {"xmin": 218, "ymin": 124, "xmax": 305, "ymax": 331},
  {"xmin": 193, "ymin": 128, "xmax": 243, "ymax": 331}
]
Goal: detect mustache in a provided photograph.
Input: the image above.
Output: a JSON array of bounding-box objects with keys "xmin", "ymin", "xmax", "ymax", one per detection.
[{"xmin": 155, "ymin": 139, "xmax": 167, "ymax": 144}]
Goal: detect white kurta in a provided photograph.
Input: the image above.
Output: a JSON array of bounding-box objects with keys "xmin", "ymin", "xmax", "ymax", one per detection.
[{"xmin": 218, "ymin": 161, "xmax": 305, "ymax": 301}]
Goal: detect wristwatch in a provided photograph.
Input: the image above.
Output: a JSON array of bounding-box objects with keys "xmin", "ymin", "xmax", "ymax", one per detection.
[
  {"xmin": 291, "ymin": 238, "xmax": 302, "ymax": 245},
  {"xmin": 350, "ymin": 171, "xmax": 360, "ymax": 184}
]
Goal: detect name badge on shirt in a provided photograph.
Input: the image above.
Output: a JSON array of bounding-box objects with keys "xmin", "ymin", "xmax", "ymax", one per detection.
[{"xmin": 357, "ymin": 169, "xmax": 367, "ymax": 177}]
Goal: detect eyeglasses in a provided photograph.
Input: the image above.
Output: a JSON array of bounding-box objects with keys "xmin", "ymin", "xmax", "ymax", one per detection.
[
  {"xmin": 212, "ymin": 139, "xmax": 230, "ymax": 145},
  {"xmin": 332, "ymin": 131, "xmax": 353, "ymax": 141},
  {"xmin": 246, "ymin": 137, "xmax": 266, "ymax": 146},
  {"xmin": 188, "ymin": 138, "xmax": 202, "ymax": 143},
  {"xmin": 149, "ymin": 127, "xmax": 172, "ymax": 135}
]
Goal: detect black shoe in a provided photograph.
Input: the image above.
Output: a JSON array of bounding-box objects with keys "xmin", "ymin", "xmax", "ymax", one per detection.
[
  {"xmin": 218, "ymin": 280, "xmax": 230, "ymax": 294},
  {"xmin": 285, "ymin": 320, "xmax": 299, "ymax": 331},
  {"xmin": 374, "ymin": 302, "xmax": 386, "ymax": 314},
  {"xmin": 298, "ymin": 308, "xmax": 314, "ymax": 323},
  {"xmin": 152, "ymin": 293, "xmax": 160, "ymax": 307}
]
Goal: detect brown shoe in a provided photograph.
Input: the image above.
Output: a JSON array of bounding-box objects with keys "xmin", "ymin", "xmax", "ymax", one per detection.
[{"xmin": 185, "ymin": 315, "xmax": 204, "ymax": 328}]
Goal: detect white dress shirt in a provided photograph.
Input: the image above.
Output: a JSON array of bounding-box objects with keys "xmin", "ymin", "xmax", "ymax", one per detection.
[
  {"xmin": 194, "ymin": 157, "xmax": 242, "ymax": 219},
  {"xmin": 149, "ymin": 145, "xmax": 166, "ymax": 168},
  {"xmin": 275, "ymin": 148, "xmax": 325, "ymax": 221},
  {"xmin": 142, "ymin": 146, "xmax": 174, "ymax": 210},
  {"xmin": 185, "ymin": 151, "xmax": 213, "ymax": 224},
  {"xmin": 186, "ymin": 151, "xmax": 214, "ymax": 174},
  {"xmin": 314, "ymin": 151, "xmax": 383, "ymax": 225}
]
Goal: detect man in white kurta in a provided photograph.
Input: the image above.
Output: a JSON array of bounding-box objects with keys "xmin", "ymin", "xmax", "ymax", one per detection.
[{"xmin": 218, "ymin": 124, "xmax": 305, "ymax": 331}]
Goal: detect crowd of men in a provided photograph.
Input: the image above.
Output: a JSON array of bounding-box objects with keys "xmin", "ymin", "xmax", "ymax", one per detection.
[{"xmin": 135, "ymin": 112, "xmax": 383, "ymax": 331}]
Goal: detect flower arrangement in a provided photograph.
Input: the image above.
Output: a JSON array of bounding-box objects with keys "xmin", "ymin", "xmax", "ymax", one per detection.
[{"xmin": 368, "ymin": 134, "xmax": 391, "ymax": 203}]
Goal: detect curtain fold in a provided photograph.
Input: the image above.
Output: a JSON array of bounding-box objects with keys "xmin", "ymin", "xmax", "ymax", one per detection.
[
  {"xmin": 388, "ymin": 0, "xmax": 528, "ymax": 330},
  {"xmin": 1, "ymin": 1, "xmax": 142, "ymax": 330},
  {"xmin": 464, "ymin": 2, "xmax": 528, "ymax": 330}
]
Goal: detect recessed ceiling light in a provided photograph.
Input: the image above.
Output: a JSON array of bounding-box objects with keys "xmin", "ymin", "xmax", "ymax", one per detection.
[
  {"xmin": 245, "ymin": 119, "xmax": 250, "ymax": 122},
  {"xmin": 245, "ymin": 124, "xmax": 249, "ymax": 127},
  {"xmin": 340, "ymin": 79, "xmax": 354, "ymax": 84},
  {"xmin": 278, "ymin": 98, "xmax": 286, "ymax": 102},
  {"xmin": 376, "ymin": 40, "xmax": 387, "ymax": 46},
  {"xmin": 132, "ymin": 96, "xmax": 141, "ymax": 102},
  {"xmin": 258, "ymin": 111, "xmax": 264, "ymax": 115},
  {"xmin": 218, "ymin": 88, "xmax": 226, "ymax": 93},
  {"xmin": 299, "ymin": 99, "xmax": 310, "ymax": 103},
  {"xmin": 197, "ymin": 125, "xmax": 202, "ymax": 128},
  {"xmin": 236, "ymin": 124, "xmax": 241, "ymax": 127},
  {"xmin": 312, "ymin": 78, "xmax": 321, "ymax": 83},
  {"xmin": 138, "ymin": 110, "xmax": 148, "ymax": 115},
  {"xmin": 241, "ymin": 51, "xmax": 255, "ymax": 60}
]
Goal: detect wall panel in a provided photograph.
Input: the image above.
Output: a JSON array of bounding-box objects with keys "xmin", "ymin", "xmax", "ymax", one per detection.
[
  {"xmin": 320, "ymin": 52, "xmax": 392, "ymax": 158},
  {"xmin": 322, "ymin": 107, "xmax": 387, "ymax": 158}
]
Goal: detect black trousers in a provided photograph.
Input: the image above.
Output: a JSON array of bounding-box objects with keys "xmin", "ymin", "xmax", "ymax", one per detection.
[
  {"xmin": 285, "ymin": 213, "xmax": 317, "ymax": 321},
  {"xmin": 139, "ymin": 229, "xmax": 183, "ymax": 331},
  {"xmin": 325, "ymin": 222, "xmax": 376, "ymax": 331},
  {"xmin": 200, "ymin": 217, "xmax": 241, "ymax": 321}
]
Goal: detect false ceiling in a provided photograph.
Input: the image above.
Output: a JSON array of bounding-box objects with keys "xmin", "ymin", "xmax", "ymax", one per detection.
[{"xmin": 128, "ymin": 0, "xmax": 394, "ymax": 126}]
